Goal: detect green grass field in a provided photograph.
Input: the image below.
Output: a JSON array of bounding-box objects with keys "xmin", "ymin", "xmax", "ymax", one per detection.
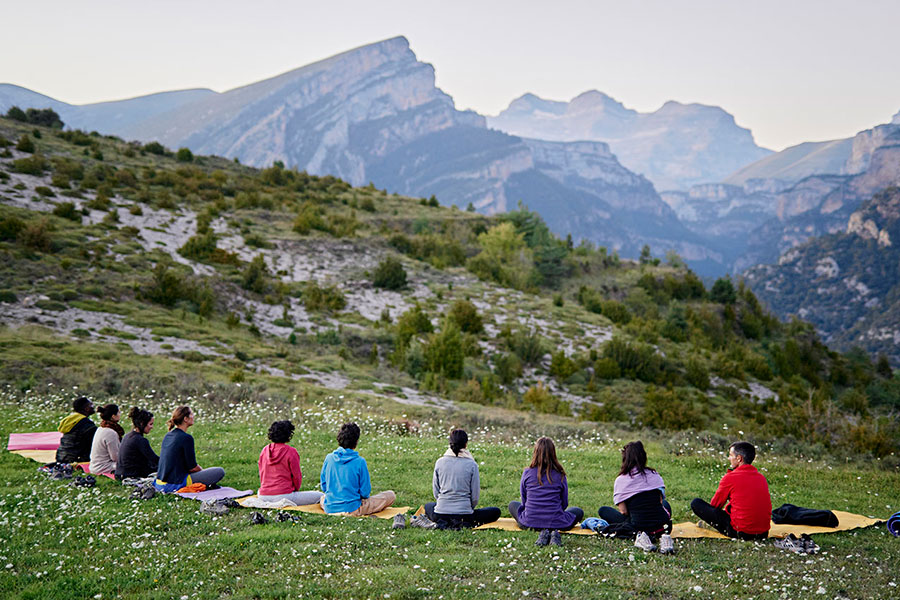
[{"xmin": 1, "ymin": 389, "xmax": 897, "ymax": 600}]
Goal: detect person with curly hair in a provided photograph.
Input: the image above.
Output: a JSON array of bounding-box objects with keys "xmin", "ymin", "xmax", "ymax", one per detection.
[
  {"xmin": 320, "ymin": 422, "xmax": 395, "ymax": 516},
  {"xmin": 116, "ymin": 407, "xmax": 159, "ymax": 480},
  {"xmin": 257, "ymin": 420, "xmax": 323, "ymax": 506}
]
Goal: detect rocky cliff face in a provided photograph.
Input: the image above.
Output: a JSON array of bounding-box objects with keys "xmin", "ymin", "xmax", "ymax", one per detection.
[{"xmin": 488, "ymin": 92, "xmax": 772, "ymax": 191}]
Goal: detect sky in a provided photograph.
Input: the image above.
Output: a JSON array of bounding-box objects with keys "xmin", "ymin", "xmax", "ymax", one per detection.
[{"xmin": 2, "ymin": 0, "xmax": 899, "ymax": 151}]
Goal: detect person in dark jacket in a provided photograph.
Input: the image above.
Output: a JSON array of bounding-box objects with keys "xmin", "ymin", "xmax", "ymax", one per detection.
[
  {"xmin": 116, "ymin": 407, "xmax": 159, "ymax": 480},
  {"xmin": 56, "ymin": 397, "xmax": 97, "ymax": 463},
  {"xmin": 154, "ymin": 406, "xmax": 225, "ymax": 493}
]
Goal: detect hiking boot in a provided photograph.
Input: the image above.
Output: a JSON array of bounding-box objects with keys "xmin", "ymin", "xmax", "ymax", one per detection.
[
  {"xmin": 410, "ymin": 514, "xmax": 437, "ymax": 530},
  {"xmin": 535, "ymin": 528, "xmax": 551, "ymax": 547},
  {"xmin": 249, "ymin": 511, "xmax": 268, "ymax": 525},
  {"xmin": 549, "ymin": 530, "xmax": 563, "ymax": 547},
  {"xmin": 131, "ymin": 483, "xmax": 156, "ymax": 501},
  {"xmin": 634, "ymin": 531, "xmax": 657, "ymax": 552},
  {"xmin": 276, "ymin": 511, "xmax": 300, "ymax": 523},
  {"xmin": 49, "ymin": 464, "xmax": 74, "ymax": 480},
  {"xmin": 70, "ymin": 475, "xmax": 96, "ymax": 488},
  {"xmin": 800, "ymin": 534, "xmax": 819, "ymax": 554},
  {"xmin": 773, "ymin": 533, "xmax": 805, "ymax": 554},
  {"xmin": 392, "ymin": 513, "xmax": 407, "ymax": 529},
  {"xmin": 659, "ymin": 534, "xmax": 675, "ymax": 555},
  {"xmin": 201, "ymin": 500, "xmax": 230, "ymax": 516}
]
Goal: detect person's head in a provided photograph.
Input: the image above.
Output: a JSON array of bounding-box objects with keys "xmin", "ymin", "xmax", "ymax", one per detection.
[
  {"xmin": 619, "ymin": 441, "xmax": 653, "ymax": 477},
  {"xmin": 73, "ymin": 396, "xmax": 94, "ymax": 416},
  {"xmin": 98, "ymin": 403, "xmax": 120, "ymax": 423},
  {"xmin": 167, "ymin": 406, "xmax": 193, "ymax": 431},
  {"xmin": 128, "ymin": 407, "xmax": 154, "ymax": 434},
  {"xmin": 449, "ymin": 429, "xmax": 468, "ymax": 455},
  {"xmin": 337, "ymin": 422, "xmax": 360, "ymax": 450},
  {"xmin": 728, "ymin": 441, "xmax": 756, "ymax": 468},
  {"xmin": 268, "ymin": 420, "xmax": 295, "ymax": 444},
  {"xmin": 529, "ymin": 437, "xmax": 565, "ymax": 485}
]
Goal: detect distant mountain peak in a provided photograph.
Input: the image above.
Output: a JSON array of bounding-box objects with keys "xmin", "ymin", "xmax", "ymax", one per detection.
[{"xmin": 892, "ymin": 109, "xmax": 900, "ymax": 125}]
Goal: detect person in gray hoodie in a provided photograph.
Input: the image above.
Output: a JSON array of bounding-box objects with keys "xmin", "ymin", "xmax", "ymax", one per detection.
[{"xmin": 424, "ymin": 429, "xmax": 501, "ymax": 529}]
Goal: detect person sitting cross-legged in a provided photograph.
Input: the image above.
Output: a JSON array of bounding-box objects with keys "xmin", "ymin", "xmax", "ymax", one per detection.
[
  {"xmin": 423, "ymin": 429, "xmax": 501, "ymax": 529},
  {"xmin": 154, "ymin": 406, "xmax": 225, "ymax": 493},
  {"xmin": 690, "ymin": 441, "xmax": 771, "ymax": 540},
  {"xmin": 56, "ymin": 396, "xmax": 97, "ymax": 464},
  {"xmin": 598, "ymin": 440, "xmax": 672, "ymax": 535},
  {"xmin": 116, "ymin": 407, "xmax": 159, "ymax": 480},
  {"xmin": 257, "ymin": 419, "xmax": 323, "ymax": 506},
  {"xmin": 320, "ymin": 422, "xmax": 395, "ymax": 516}
]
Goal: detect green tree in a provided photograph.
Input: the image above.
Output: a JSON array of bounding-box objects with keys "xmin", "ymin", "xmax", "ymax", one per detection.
[
  {"xmin": 448, "ymin": 299, "xmax": 483, "ymax": 334},
  {"xmin": 424, "ymin": 320, "xmax": 464, "ymax": 379},
  {"xmin": 373, "ymin": 256, "xmax": 407, "ymax": 290},
  {"xmin": 467, "ymin": 222, "xmax": 536, "ymax": 290},
  {"xmin": 710, "ymin": 277, "xmax": 737, "ymax": 304},
  {"xmin": 176, "ymin": 147, "xmax": 194, "ymax": 163}
]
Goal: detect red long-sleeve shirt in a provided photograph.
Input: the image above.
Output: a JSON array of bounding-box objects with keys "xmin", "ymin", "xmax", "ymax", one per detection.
[{"xmin": 710, "ymin": 463, "xmax": 771, "ymax": 534}]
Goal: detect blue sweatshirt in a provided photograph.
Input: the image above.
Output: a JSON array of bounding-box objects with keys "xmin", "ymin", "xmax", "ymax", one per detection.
[{"xmin": 320, "ymin": 447, "xmax": 371, "ymax": 513}]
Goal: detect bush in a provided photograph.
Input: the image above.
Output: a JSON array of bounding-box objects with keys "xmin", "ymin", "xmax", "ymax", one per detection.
[
  {"xmin": 5, "ymin": 106, "xmax": 27, "ymax": 122},
  {"xmin": 85, "ymin": 194, "xmax": 112, "ymax": 211},
  {"xmin": 52, "ymin": 202, "xmax": 81, "ymax": 222},
  {"xmin": 602, "ymin": 336, "xmax": 662, "ymax": 383},
  {"xmin": 395, "ymin": 303, "xmax": 434, "ymax": 349},
  {"xmin": 508, "ymin": 328, "xmax": 545, "ymax": 366},
  {"xmin": 593, "ymin": 357, "xmax": 621, "ymax": 380},
  {"xmin": 549, "ymin": 351, "xmax": 578, "ymax": 380},
  {"xmin": 18, "ymin": 219, "xmax": 54, "ymax": 252},
  {"xmin": 522, "ymin": 382, "xmax": 571, "ymax": 416},
  {"xmin": 176, "ymin": 147, "xmax": 194, "ymax": 163},
  {"xmin": 0, "ymin": 216, "xmax": 26, "ymax": 242},
  {"xmin": 12, "ymin": 154, "xmax": 49, "ymax": 175},
  {"xmin": 640, "ymin": 387, "xmax": 703, "ymax": 430},
  {"xmin": 241, "ymin": 255, "xmax": 269, "ymax": 294},
  {"xmin": 467, "ymin": 222, "xmax": 536, "ymax": 291},
  {"xmin": 143, "ymin": 263, "xmax": 184, "ymax": 306},
  {"xmin": 423, "ymin": 321, "xmax": 464, "ymax": 379},
  {"xmin": 685, "ymin": 357, "xmax": 710, "ymax": 390},
  {"xmin": 143, "ymin": 141, "xmax": 168, "ymax": 155},
  {"xmin": 451, "ymin": 378, "xmax": 488, "ymax": 405},
  {"xmin": 494, "ymin": 352, "xmax": 523, "ymax": 385},
  {"xmin": 16, "ymin": 135, "xmax": 35, "ymax": 153},
  {"xmin": 178, "ymin": 230, "xmax": 218, "ymax": 261},
  {"xmin": 710, "ymin": 277, "xmax": 737, "ymax": 304},
  {"xmin": 373, "ymin": 256, "xmax": 407, "ymax": 290},
  {"xmin": 448, "ymin": 299, "xmax": 483, "ymax": 334},
  {"xmin": 302, "ymin": 281, "xmax": 346, "ymax": 312}
]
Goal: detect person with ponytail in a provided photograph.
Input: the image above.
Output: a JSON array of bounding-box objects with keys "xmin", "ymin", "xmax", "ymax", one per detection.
[
  {"xmin": 115, "ymin": 407, "xmax": 159, "ymax": 480},
  {"xmin": 423, "ymin": 429, "xmax": 500, "ymax": 529},
  {"xmin": 597, "ymin": 441, "xmax": 672, "ymax": 535},
  {"xmin": 509, "ymin": 437, "xmax": 584, "ymax": 546},
  {"xmin": 154, "ymin": 406, "xmax": 225, "ymax": 493},
  {"xmin": 89, "ymin": 404, "xmax": 124, "ymax": 475}
]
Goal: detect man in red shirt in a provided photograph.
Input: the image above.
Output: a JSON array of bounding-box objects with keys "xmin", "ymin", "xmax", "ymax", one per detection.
[{"xmin": 690, "ymin": 441, "xmax": 771, "ymax": 540}]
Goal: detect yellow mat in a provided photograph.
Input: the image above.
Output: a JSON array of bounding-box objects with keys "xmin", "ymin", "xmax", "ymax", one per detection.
[
  {"xmin": 673, "ymin": 511, "xmax": 884, "ymax": 539},
  {"xmin": 237, "ymin": 495, "xmax": 409, "ymax": 519},
  {"xmin": 412, "ymin": 507, "xmax": 595, "ymax": 535},
  {"xmin": 10, "ymin": 449, "xmax": 57, "ymax": 463}
]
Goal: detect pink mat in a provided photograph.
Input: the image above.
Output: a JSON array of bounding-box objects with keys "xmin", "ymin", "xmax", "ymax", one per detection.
[
  {"xmin": 75, "ymin": 463, "xmax": 115, "ymax": 479},
  {"xmin": 177, "ymin": 487, "xmax": 253, "ymax": 501},
  {"xmin": 7, "ymin": 432, "xmax": 62, "ymax": 451}
]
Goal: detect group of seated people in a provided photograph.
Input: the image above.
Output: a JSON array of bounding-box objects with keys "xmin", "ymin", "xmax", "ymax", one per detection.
[{"xmin": 56, "ymin": 397, "xmax": 773, "ymax": 543}]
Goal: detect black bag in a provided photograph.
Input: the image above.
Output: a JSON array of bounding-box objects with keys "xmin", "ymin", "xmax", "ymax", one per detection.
[{"xmin": 771, "ymin": 503, "xmax": 838, "ymax": 527}]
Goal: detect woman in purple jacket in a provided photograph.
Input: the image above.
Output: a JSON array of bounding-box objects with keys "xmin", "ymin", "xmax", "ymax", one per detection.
[{"xmin": 508, "ymin": 437, "xmax": 583, "ymax": 546}]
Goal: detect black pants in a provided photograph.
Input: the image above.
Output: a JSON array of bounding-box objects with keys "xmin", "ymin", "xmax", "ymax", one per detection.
[
  {"xmin": 507, "ymin": 501, "xmax": 584, "ymax": 531},
  {"xmin": 690, "ymin": 498, "xmax": 768, "ymax": 540},
  {"xmin": 424, "ymin": 502, "xmax": 501, "ymax": 528},
  {"xmin": 598, "ymin": 500, "xmax": 673, "ymax": 534}
]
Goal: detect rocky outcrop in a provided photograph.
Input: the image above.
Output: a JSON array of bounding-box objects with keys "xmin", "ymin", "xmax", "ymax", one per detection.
[{"xmin": 488, "ymin": 91, "xmax": 772, "ymax": 191}]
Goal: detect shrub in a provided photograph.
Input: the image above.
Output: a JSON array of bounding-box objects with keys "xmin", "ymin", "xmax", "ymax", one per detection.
[
  {"xmin": 85, "ymin": 194, "xmax": 112, "ymax": 211},
  {"xmin": 23, "ymin": 108, "xmax": 63, "ymax": 128},
  {"xmin": 640, "ymin": 387, "xmax": 703, "ymax": 430},
  {"xmin": 508, "ymin": 329, "xmax": 545, "ymax": 366},
  {"xmin": 0, "ymin": 290, "xmax": 17, "ymax": 303},
  {"xmin": 241, "ymin": 255, "xmax": 269, "ymax": 294},
  {"xmin": 423, "ymin": 320, "xmax": 464, "ymax": 379},
  {"xmin": 467, "ymin": 222, "xmax": 536, "ymax": 291},
  {"xmin": 494, "ymin": 352, "xmax": 523, "ymax": 385},
  {"xmin": 5, "ymin": 106, "xmax": 27, "ymax": 122},
  {"xmin": 177, "ymin": 230, "xmax": 218, "ymax": 261},
  {"xmin": 359, "ymin": 197, "xmax": 376, "ymax": 212},
  {"xmin": 448, "ymin": 299, "xmax": 483, "ymax": 334},
  {"xmin": 522, "ymin": 382, "xmax": 571, "ymax": 416},
  {"xmin": 549, "ymin": 351, "xmax": 578, "ymax": 380},
  {"xmin": 602, "ymin": 336, "xmax": 661, "ymax": 383},
  {"xmin": 12, "ymin": 154, "xmax": 49, "ymax": 175},
  {"xmin": 52, "ymin": 202, "xmax": 81, "ymax": 222},
  {"xmin": 18, "ymin": 219, "xmax": 54, "ymax": 252},
  {"xmin": 593, "ymin": 357, "xmax": 621, "ymax": 380},
  {"xmin": 685, "ymin": 357, "xmax": 710, "ymax": 390},
  {"xmin": 143, "ymin": 141, "xmax": 168, "ymax": 156},
  {"xmin": 302, "ymin": 281, "xmax": 346, "ymax": 312},
  {"xmin": 176, "ymin": 147, "xmax": 194, "ymax": 162},
  {"xmin": 582, "ymin": 396, "xmax": 626, "ymax": 422},
  {"xmin": 0, "ymin": 216, "xmax": 26, "ymax": 241},
  {"xmin": 395, "ymin": 303, "xmax": 434, "ymax": 349},
  {"xmin": 16, "ymin": 135, "xmax": 35, "ymax": 153},
  {"xmin": 143, "ymin": 263, "xmax": 184, "ymax": 306},
  {"xmin": 710, "ymin": 277, "xmax": 737, "ymax": 304},
  {"xmin": 373, "ymin": 256, "xmax": 407, "ymax": 290},
  {"xmin": 34, "ymin": 186, "xmax": 54, "ymax": 198},
  {"xmin": 451, "ymin": 378, "xmax": 488, "ymax": 405}
]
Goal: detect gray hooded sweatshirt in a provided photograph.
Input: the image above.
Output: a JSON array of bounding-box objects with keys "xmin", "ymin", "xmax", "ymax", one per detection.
[{"xmin": 432, "ymin": 448, "xmax": 480, "ymax": 514}]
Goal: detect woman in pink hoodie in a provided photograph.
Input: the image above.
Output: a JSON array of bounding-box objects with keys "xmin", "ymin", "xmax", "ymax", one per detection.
[{"xmin": 258, "ymin": 420, "xmax": 324, "ymax": 505}]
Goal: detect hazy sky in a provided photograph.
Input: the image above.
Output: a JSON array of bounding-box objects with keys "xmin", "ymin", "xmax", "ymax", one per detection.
[{"xmin": 3, "ymin": 0, "xmax": 899, "ymax": 150}]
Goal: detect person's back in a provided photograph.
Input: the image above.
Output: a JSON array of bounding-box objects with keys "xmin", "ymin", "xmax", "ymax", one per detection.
[
  {"xmin": 433, "ymin": 453, "xmax": 479, "ymax": 514},
  {"xmin": 518, "ymin": 467, "xmax": 576, "ymax": 529},
  {"xmin": 259, "ymin": 442, "xmax": 301, "ymax": 496},
  {"xmin": 320, "ymin": 446, "xmax": 369, "ymax": 513},
  {"xmin": 713, "ymin": 464, "xmax": 771, "ymax": 534},
  {"xmin": 89, "ymin": 427, "xmax": 120, "ymax": 475},
  {"xmin": 56, "ymin": 397, "xmax": 97, "ymax": 463},
  {"xmin": 117, "ymin": 431, "xmax": 158, "ymax": 479},
  {"xmin": 157, "ymin": 428, "xmax": 193, "ymax": 486}
]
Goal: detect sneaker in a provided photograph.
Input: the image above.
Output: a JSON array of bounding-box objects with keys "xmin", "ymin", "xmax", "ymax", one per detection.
[
  {"xmin": 635, "ymin": 531, "xmax": 657, "ymax": 552},
  {"xmin": 696, "ymin": 520, "xmax": 713, "ymax": 530},
  {"xmin": 70, "ymin": 475, "xmax": 96, "ymax": 488},
  {"xmin": 249, "ymin": 511, "xmax": 268, "ymax": 525},
  {"xmin": 201, "ymin": 500, "xmax": 230, "ymax": 516},
  {"xmin": 659, "ymin": 534, "xmax": 675, "ymax": 555},
  {"xmin": 535, "ymin": 528, "xmax": 551, "ymax": 547},
  {"xmin": 410, "ymin": 514, "xmax": 437, "ymax": 530},
  {"xmin": 773, "ymin": 533, "xmax": 805, "ymax": 554},
  {"xmin": 276, "ymin": 511, "xmax": 300, "ymax": 523},
  {"xmin": 49, "ymin": 464, "xmax": 74, "ymax": 480},
  {"xmin": 392, "ymin": 513, "xmax": 407, "ymax": 529},
  {"xmin": 131, "ymin": 482, "xmax": 156, "ymax": 501},
  {"xmin": 799, "ymin": 534, "xmax": 819, "ymax": 554},
  {"xmin": 550, "ymin": 530, "xmax": 563, "ymax": 547}
]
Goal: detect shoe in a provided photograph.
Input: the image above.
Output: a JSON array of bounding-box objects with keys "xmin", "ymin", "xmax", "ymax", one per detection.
[
  {"xmin": 249, "ymin": 511, "xmax": 268, "ymax": 525},
  {"xmin": 696, "ymin": 520, "xmax": 713, "ymax": 530},
  {"xmin": 659, "ymin": 534, "xmax": 675, "ymax": 555},
  {"xmin": 276, "ymin": 511, "xmax": 300, "ymax": 522},
  {"xmin": 131, "ymin": 482, "xmax": 156, "ymax": 500},
  {"xmin": 49, "ymin": 464, "xmax": 74, "ymax": 480},
  {"xmin": 773, "ymin": 533, "xmax": 805, "ymax": 554},
  {"xmin": 392, "ymin": 513, "xmax": 407, "ymax": 529},
  {"xmin": 799, "ymin": 534, "xmax": 819, "ymax": 554},
  {"xmin": 410, "ymin": 514, "xmax": 437, "ymax": 530},
  {"xmin": 549, "ymin": 530, "xmax": 563, "ymax": 547},
  {"xmin": 70, "ymin": 475, "xmax": 96, "ymax": 488},
  {"xmin": 535, "ymin": 528, "xmax": 551, "ymax": 546},
  {"xmin": 201, "ymin": 500, "xmax": 230, "ymax": 516},
  {"xmin": 634, "ymin": 531, "xmax": 657, "ymax": 552}
]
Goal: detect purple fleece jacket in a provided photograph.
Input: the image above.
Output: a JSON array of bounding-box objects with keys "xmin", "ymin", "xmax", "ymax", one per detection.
[{"xmin": 515, "ymin": 467, "xmax": 578, "ymax": 530}]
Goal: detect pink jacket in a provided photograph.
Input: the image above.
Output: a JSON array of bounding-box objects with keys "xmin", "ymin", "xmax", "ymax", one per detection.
[{"xmin": 258, "ymin": 443, "xmax": 302, "ymax": 495}]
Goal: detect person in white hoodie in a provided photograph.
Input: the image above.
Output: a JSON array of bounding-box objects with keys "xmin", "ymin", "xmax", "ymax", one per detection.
[
  {"xmin": 89, "ymin": 404, "xmax": 124, "ymax": 475},
  {"xmin": 424, "ymin": 429, "xmax": 500, "ymax": 528}
]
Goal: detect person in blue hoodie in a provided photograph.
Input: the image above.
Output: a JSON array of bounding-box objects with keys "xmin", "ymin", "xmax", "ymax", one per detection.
[{"xmin": 320, "ymin": 422, "xmax": 395, "ymax": 516}]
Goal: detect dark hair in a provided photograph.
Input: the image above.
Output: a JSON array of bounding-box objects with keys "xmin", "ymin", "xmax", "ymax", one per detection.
[
  {"xmin": 337, "ymin": 422, "xmax": 360, "ymax": 449},
  {"xmin": 98, "ymin": 403, "xmax": 119, "ymax": 421},
  {"xmin": 128, "ymin": 407, "xmax": 153, "ymax": 432},
  {"xmin": 619, "ymin": 441, "xmax": 657, "ymax": 477},
  {"xmin": 268, "ymin": 420, "xmax": 295, "ymax": 444},
  {"xmin": 167, "ymin": 406, "xmax": 192, "ymax": 431},
  {"xmin": 73, "ymin": 396, "xmax": 93, "ymax": 414},
  {"xmin": 449, "ymin": 429, "xmax": 468, "ymax": 455},
  {"xmin": 730, "ymin": 441, "xmax": 756, "ymax": 465},
  {"xmin": 529, "ymin": 437, "xmax": 566, "ymax": 485}
]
